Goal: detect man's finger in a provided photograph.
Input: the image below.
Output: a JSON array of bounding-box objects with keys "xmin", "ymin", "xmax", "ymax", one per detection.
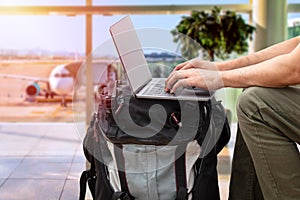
[
  {"xmin": 165, "ymin": 71, "xmax": 185, "ymax": 92},
  {"xmin": 174, "ymin": 61, "xmax": 189, "ymax": 70},
  {"xmin": 170, "ymin": 79, "xmax": 189, "ymax": 93},
  {"xmin": 180, "ymin": 62, "xmax": 193, "ymax": 70}
]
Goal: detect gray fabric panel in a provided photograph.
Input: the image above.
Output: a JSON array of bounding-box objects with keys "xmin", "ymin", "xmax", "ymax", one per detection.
[
  {"xmin": 106, "ymin": 142, "xmax": 200, "ymax": 200},
  {"xmin": 123, "ymin": 144, "xmax": 176, "ymax": 200}
]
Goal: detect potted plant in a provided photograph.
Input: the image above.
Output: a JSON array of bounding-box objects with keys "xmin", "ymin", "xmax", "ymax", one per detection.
[{"xmin": 172, "ymin": 6, "xmax": 255, "ymax": 61}]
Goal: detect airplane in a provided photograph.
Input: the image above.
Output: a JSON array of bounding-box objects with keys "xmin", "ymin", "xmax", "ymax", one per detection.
[
  {"xmin": 0, "ymin": 61, "xmax": 82, "ymax": 107},
  {"xmin": 0, "ymin": 60, "xmax": 120, "ymax": 107}
]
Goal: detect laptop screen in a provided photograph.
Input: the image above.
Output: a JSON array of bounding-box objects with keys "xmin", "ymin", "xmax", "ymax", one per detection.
[{"xmin": 109, "ymin": 16, "xmax": 152, "ymax": 93}]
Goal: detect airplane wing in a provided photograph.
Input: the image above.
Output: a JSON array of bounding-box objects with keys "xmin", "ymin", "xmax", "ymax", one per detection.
[{"xmin": 0, "ymin": 74, "xmax": 48, "ymax": 83}]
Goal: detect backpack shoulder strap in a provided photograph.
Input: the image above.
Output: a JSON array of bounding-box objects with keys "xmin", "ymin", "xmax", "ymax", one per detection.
[
  {"xmin": 175, "ymin": 144, "xmax": 188, "ymax": 200},
  {"xmin": 113, "ymin": 144, "xmax": 135, "ymax": 200},
  {"xmin": 79, "ymin": 170, "xmax": 88, "ymax": 200},
  {"xmin": 79, "ymin": 157, "xmax": 97, "ymax": 200},
  {"xmin": 112, "ymin": 191, "xmax": 133, "ymax": 200}
]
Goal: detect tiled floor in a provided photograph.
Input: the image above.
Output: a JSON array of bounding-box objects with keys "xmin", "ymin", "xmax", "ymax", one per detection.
[{"xmin": 0, "ymin": 122, "xmax": 236, "ymax": 200}]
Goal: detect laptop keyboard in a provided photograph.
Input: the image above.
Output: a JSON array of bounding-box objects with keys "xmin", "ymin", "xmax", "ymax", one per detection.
[
  {"xmin": 138, "ymin": 78, "xmax": 176, "ymax": 97},
  {"xmin": 147, "ymin": 82, "xmax": 174, "ymax": 97}
]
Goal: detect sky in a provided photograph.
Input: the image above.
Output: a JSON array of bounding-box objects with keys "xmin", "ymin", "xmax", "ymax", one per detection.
[{"xmin": 1, "ymin": 0, "xmax": 300, "ymax": 54}]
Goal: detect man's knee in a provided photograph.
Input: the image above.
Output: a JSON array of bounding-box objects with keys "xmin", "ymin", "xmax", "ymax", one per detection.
[{"xmin": 236, "ymin": 87, "xmax": 267, "ymax": 119}]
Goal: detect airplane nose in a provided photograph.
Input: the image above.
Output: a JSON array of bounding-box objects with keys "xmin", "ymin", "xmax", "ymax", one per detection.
[{"xmin": 50, "ymin": 78, "xmax": 74, "ymax": 95}]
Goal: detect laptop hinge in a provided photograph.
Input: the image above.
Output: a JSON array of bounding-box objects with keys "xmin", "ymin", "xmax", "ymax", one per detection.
[{"xmin": 134, "ymin": 78, "xmax": 152, "ymax": 95}]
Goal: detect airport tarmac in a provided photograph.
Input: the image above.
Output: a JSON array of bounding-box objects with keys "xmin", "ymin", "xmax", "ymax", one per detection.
[
  {"xmin": 0, "ymin": 59, "xmax": 82, "ymax": 122},
  {"xmin": 0, "ymin": 104, "xmax": 74, "ymax": 122},
  {"xmin": 0, "ymin": 60, "xmax": 70, "ymax": 99}
]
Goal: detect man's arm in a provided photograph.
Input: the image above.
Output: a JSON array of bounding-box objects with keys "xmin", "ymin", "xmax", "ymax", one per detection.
[
  {"xmin": 165, "ymin": 36, "xmax": 300, "ymax": 92},
  {"xmin": 216, "ymin": 36, "xmax": 300, "ymax": 71},
  {"xmin": 221, "ymin": 43, "xmax": 300, "ymax": 88}
]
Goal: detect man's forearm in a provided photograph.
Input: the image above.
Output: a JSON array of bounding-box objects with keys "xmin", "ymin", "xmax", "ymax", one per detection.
[
  {"xmin": 221, "ymin": 53, "xmax": 300, "ymax": 88},
  {"xmin": 216, "ymin": 36, "xmax": 300, "ymax": 71}
]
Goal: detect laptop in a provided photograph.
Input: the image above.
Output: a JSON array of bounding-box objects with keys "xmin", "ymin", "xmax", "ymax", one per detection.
[{"xmin": 109, "ymin": 15, "xmax": 214, "ymax": 101}]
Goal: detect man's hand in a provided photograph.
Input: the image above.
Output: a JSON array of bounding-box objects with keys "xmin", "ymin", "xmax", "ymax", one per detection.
[
  {"xmin": 165, "ymin": 59, "xmax": 223, "ymax": 93},
  {"xmin": 174, "ymin": 59, "xmax": 219, "ymax": 71},
  {"xmin": 164, "ymin": 68, "xmax": 224, "ymax": 93}
]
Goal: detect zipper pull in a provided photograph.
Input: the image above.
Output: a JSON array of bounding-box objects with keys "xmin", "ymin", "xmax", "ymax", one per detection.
[{"xmin": 115, "ymin": 96, "xmax": 124, "ymax": 115}]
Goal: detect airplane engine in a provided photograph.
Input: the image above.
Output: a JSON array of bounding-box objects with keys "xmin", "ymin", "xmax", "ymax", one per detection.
[{"xmin": 25, "ymin": 82, "xmax": 40, "ymax": 97}]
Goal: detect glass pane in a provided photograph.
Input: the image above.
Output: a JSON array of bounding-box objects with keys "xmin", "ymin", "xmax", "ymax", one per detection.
[
  {"xmin": 0, "ymin": 0, "xmax": 85, "ymax": 6},
  {"xmin": 288, "ymin": 0, "xmax": 300, "ymax": 3},
  {"xmin": 93, "ymin": 14, "xmax": 185, "ymax": 49},
  {"xmin": 93, "ymin": 13, "xmax": 249, "ymax": 49},
  {"xmin": 93, "ymin": 0, "xmax": 249, "ymax": 6},
  {"xmin": 0, "ymin": 15, "xmax": 85, "ymax": 122},
  {"xmin": 288, "ymin": 13, "xmax": 300, "ymax": 38},
  {"xmin": 0, "ymin": 15, "xmax": 85, "ymax": 53}
]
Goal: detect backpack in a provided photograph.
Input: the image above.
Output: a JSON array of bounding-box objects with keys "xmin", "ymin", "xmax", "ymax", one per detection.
[{"xmin": 79, "ymin": 81, "xmax": 230, "ymax": 200}]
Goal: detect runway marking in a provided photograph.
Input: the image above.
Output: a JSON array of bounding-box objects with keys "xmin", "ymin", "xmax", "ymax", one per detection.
[
  {"xmin": 30, "ymin": 111, "xmax": 46, "ymax": 115},
  {"xmin": 50, "ymin": 107, "xmax": 62, "ymax": 117},
  {"xmin": 67, "ymin": 110, "xmax": 74, "ymax": 114}
]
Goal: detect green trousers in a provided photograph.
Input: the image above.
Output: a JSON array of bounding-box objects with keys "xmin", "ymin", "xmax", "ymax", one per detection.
[{"xmin": 229, "ymin": 86, "xmax": 300, "ymax": 200}]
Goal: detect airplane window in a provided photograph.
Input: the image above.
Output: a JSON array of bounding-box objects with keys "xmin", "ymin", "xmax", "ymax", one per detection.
[{"xmin": 60, "ymin": 73, "xmax": 72, "ymax": 78}]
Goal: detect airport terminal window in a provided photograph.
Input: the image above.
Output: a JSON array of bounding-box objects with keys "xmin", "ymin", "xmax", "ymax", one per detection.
[
  {"xmin": 288, "ymin": 13, "xmax": 300, "ymax": 38},
  {"xmin": 289, "ymin": 0, "xmax": 300, "ymax": 3},
  {"xmin": 92, "ymin": 14, "xmax": 186, "ymax": 51},
  {"xmin": 0, "ymin": 15, "xmax": 85, "ymax": 58},
  {"xmin": 95, "ymin": 13, "xmax": 260, "ymax": 42},
  {"xmin": 93, "ymin": 0, "xmax": 249, "ymax": 6},
  {"xmin": 0, "ymin": 0, "xmax": 84, "ymax": 6},
  {"xmin": 0, "ymin": 14, "xmax": 84, "ymax": 114}
]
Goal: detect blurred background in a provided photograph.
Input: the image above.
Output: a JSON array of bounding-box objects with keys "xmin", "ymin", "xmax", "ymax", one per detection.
[{"xmin": 1, "ymin": 0, "xmax": 300, "ymax": 123}]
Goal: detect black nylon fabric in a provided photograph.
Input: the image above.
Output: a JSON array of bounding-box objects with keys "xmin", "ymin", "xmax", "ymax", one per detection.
[{"xmin": 100, "ymin": 93, "xmax": 211, "ymax": 146}]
